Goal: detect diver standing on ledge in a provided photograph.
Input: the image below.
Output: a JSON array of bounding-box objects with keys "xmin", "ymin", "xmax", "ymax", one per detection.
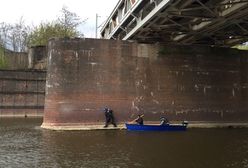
[{"xmin": 103, "ymin": 107, "xmax": 117, "ymax": 128}]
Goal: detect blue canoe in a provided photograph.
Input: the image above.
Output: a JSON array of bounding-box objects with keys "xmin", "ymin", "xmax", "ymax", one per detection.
[{"xmin": 125, "ymin": 122, "xmax": 188, "ymax": 131}]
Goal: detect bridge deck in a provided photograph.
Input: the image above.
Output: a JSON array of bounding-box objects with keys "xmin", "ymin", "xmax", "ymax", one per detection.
[{"xmin": 100, "ymin": 0, "xmax": 248, "ymax": 46}]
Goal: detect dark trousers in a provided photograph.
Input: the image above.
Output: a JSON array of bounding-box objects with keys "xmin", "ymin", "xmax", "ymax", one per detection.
[{"xmin": 105, "ymin": 117, "xmax": 117, "ymax": 127}]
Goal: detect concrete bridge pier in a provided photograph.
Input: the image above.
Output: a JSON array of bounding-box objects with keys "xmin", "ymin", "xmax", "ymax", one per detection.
[{"xmin": 41, "ymin": 38, "xmax": 248, "ymax": 130}]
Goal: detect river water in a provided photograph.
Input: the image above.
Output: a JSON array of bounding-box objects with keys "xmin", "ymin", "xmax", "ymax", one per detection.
[{"xmin": 0, "ymin": 118, "xmax": 247, "ymax": 168}]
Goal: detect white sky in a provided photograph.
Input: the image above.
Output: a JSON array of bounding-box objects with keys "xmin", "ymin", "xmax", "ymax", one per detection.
[{"xmin": 0, "ymin": 0, "xmax": 119, "ymax": 38}]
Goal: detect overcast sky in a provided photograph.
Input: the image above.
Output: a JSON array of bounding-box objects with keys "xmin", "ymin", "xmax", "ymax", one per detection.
[{"xmin": 0, "ymin": 0, "xmax": 119, "ymax": 38}]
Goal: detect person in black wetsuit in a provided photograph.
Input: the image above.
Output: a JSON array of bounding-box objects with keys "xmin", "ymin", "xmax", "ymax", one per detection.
[
  {"xmin": 104, "ymin": 107, "xmax": 117, "ymax": 128},
  {"xmin": 135, "ymin": 114, "xmax": 144, "ymax": 125}
]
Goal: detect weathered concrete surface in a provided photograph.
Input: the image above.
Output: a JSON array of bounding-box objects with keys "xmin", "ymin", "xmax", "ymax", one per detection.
[
  {"xmin": 0, "ymin": 49, "xmax": 28, "ymax": 70},
  {"xmin": 0, "ymin": 45, "xmax": 47, "ymax": 70},
  {"xmin": 0, "ymin": 70, "xmax": 46, "ymax": 117},
  {"xmin": 42, "ymin": 38, "xmax": 248, "ymax": 129},
  {"xmin": 42, "ymin": 123, "xmax": 248, "ymax": 131},
  {"xmin": 28, "ymin": 46, "xmax": 47, "ymax": 70},
  {"xmin": 42, "ymin": 124, "xmax": 125, "ymax": 131}
]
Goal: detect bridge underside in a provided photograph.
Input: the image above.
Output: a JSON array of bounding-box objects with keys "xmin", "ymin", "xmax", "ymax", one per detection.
[{"xmin": 101, "ymin": 0, "xmax": 248, "ymax": 47}]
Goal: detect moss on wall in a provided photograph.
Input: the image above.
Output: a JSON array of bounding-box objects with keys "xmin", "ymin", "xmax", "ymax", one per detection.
[{"xmin": 0, "ymin": 46, "xmax": 8, "ymax": 68}]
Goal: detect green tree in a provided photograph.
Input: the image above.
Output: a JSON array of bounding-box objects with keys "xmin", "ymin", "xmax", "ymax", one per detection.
[
  {"xmin": 28, "ymin": 6, "xmax": 85, "ymax": 46},
  {"xmin": 28, "ymin": 22, "xmax": 79, "ymax": 46}
]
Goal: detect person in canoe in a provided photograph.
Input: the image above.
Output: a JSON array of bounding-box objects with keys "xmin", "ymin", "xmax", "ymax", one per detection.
[
  {"xmin": 135, "ymin": 114, "xmax": 144, "ymax": 125},
  {"xmin": 160, "ymin": 117, "xmax": 169, "ymax": 125},
  {"xmin": 103, "ymin": 107, "xmax": 117, "ymax": 128}
]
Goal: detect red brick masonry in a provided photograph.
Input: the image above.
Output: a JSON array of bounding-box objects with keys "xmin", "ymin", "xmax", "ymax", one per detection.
[{"xmin": 42, "ymin": 38, "xmax": 248, "ymax": 128}]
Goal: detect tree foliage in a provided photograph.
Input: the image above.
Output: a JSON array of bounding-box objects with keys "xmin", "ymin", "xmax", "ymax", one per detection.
[
  {"xmin": 58, "ymin": 6, "xmax": 84, "ymax": 35},
  {"xmin": 0, "ymin": 7, "xmax": 85, "ymax": 49},
  {"xmin": 28, "ymin": 6, "xmax": 85, "ymax": 46},
  {"xmin": 28, "ymin": 22, "xmax": 79, "ymax": 46},
  {"xmin": 0, "ymin": 17, "xmax": 30, "ymax": 52}
]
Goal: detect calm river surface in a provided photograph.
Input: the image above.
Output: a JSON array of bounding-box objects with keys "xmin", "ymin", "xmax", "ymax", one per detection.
[{"xmin": 0, "ymin": 118, "xmax": 247, "ymax": 168}]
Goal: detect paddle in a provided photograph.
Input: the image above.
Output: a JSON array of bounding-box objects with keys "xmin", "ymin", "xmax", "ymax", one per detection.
[{"xmin": 129, "ymin": 114, "xmax": 144, "ymax": 123}]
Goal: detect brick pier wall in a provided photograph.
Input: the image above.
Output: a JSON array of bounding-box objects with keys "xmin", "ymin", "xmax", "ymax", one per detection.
[
  {"xmin": 42, "ymin": 38, "xmax": 248, "ymax": 127},
  {"xmin": 0, "ymin": 70, "xmax": 46, "ymax": 117}
]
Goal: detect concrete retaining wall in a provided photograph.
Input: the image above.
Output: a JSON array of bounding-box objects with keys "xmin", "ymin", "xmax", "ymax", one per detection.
[
  {"xmin": 0, "ymin": 70, "xmax": 46, "ymax": 117},
  {"xmin": 0, "ymin": 46, "xmax": 47, "ymax": 70},
  {"xmin": 0, "ymin": 49, "xmax": 28, "ymax": 70},
  {"xmin": 42, "ymin": 38, "xmax": 248, "ymax": 128}
]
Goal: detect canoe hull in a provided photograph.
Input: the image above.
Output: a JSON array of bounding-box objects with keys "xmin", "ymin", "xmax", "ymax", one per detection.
[{"xmin": 125, "ymin": 123, "xmax": 187, "ymax": 131}]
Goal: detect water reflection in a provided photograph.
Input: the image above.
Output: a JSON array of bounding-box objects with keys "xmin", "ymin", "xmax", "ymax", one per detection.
[
  {"xmin": 0, "ymin": 118, "xmax": 247, "ymax": 168},
  {"xmin": 41, "ymin": 129, "xmax": 135, "ymax": 168}
]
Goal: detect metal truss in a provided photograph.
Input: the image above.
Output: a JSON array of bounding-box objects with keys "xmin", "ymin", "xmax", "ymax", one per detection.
[{"xmin": 100, "ymin": 0, "xmax": 248, "ymax": 47}]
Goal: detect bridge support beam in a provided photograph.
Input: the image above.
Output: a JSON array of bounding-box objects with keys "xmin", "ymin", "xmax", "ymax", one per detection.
[{"xmin": 101, "ymin": 0, "xmax": 248, "ymax": 46}]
